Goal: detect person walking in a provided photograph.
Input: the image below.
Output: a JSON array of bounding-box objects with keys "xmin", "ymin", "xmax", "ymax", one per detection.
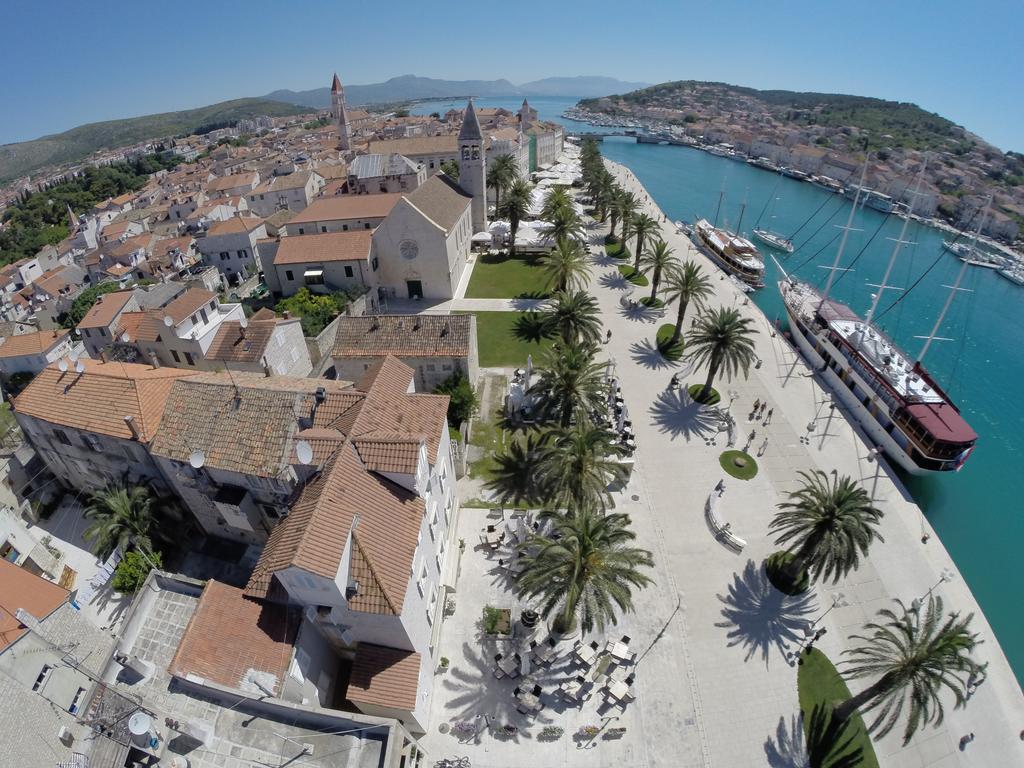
[
  {"xmin": 758, "ymin": 436, "xmax": 769, "ymax": 457},
  {"xmin": 605, "ymin": 328, "xmax": 612, "ymax": 345},
  {"xmin": 669, "ymin": 373, "xmax": 679, "ymax": 390},
  {"xmin": 764, "ymin": 407, "xmax": 774, "ymax": 426}
]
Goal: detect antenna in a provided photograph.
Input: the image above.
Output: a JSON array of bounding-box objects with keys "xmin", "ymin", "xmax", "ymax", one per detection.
[
  {"xmin": 188, "ymin": 450, "xmax": 206, "ymax": 469},
  {"xmin": 74, "ymin": 360, "xmax": 86, "ymax": 374},
  {"xmin": 163, "ymin": 315, "xmax": 174, "ymax": 327},
  {"xmin": 57, "ymin": 359, "xmax": 68, "ymax": 372},
  {"xmin": 295, "ymin": 440, "xmax": 314, "ymax": 465}
]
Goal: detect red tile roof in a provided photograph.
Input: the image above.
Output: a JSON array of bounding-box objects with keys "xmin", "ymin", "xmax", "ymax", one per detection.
[
  {"xmin": 0, "ymin": 329, "xmax": 69, "ymax": 359},
  {"xmin": 206, "ymin": 216, "xmax": 264, "ymax": 236},
  {"xmin": 347, "ymin": 644, "xmax": 421, "ymax": 711},
  {"xmin": 77, "ymin": 290, "xmax": 135, "ymax": 330},
  {"xmin": 0, "ymin": 560, "xmax": 68, "ymax": 651},
  {"xmin": 273, "ymin": 231, "xmax": 373, "ymax": 265},
  {"xmin": 288, "ymin": 194, "xmax": 402, "ymax": 226}
]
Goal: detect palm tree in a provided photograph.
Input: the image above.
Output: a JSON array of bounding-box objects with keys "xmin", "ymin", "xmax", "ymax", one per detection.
[
  {"xmin": 630, "ymin": 213, "xmax": 660, "ymax": 270},
  {"xmin": 540, "ymin": 186, "xmax": 573, "ymax": 222},
  {"xmin": 663, "ymin": 260, "xmax": 714, "ymax": 347},
  {"xmin": 835, "ymin": 596, "xmax": 983, "ymax": 745},
  {"xmin": 609, "ymin": 189, "xmax": 638, "ymax": 240},
  {"xmin": 545, "ymin": 205, "xmax": 585, "ymax": 247},
  {"xmin": 639, "ymin": 239, "xmax": 677, "ymax": 303},
  {"xmin": 540, "ymin": 239, "xmax": 591, "ymax": 293},
  {"xmin": 769, "ymin": 470, "xmax": 885, "ymax": 585},
  {"xmin": 539, "ymin": 423, "xmax": 626, "ymax": 513},
  {"xmin": 591, "ymin": 171, "xmax": 616, "ymax": 223},
  {"xmin": 619, "ymin": 212, "xmax": 635, "ymax": 258},
  {"xmin": 516, "ymin": 510, "xmax": 654, "ymax": 634},
  {"xmin": 485, "ymin": 433, "xmax": 551, "ymax": 508},
  {"xmin": 488, "ymin": 153, "xmax": 518, "ymax": 214},
  {"xmin": 498, "ymin": 178, "xmax": 532, "ymax": 256},
  {"xmin": 543, "ymin": 290, "xmax": 602, "ymax": 347},
  {"xmin": 83, "ymin": 484, "xmax": 155, "ymax": 557},
  {"xmin": 685, "ymin": 307, "xmax": 759, "ymax": 402},
  {"xmin": 528, "ymin": 343, "xmax": 607, "ymax": 428}
]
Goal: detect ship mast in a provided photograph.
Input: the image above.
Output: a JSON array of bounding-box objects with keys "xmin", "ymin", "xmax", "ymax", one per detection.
[
  {"xmin": 915, "ymin": 197, "xmax": 991, "ymax": 364},
  {"xmin": 817, "ymin": 160, "xmax": 869, "ymax": 312},
  {"xmin": 736, "ymin": 196, "xmax": 747, "ymax": 235},
  {"xmin": 713, "ymin": 189, "xmax": 724, "ymax": 228}
]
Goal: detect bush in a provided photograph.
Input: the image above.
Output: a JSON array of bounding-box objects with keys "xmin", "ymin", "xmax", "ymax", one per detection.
[
  {"xmin": 687, "ymin": 383, "xmax": 720, "ymax": 405},
  {"xmin": 481, "ymin": 605, "xmax": 511, "ymax": 635},
  {"xmin": 275, "ymin": 287, "xmax": 358, "ymax": 336},
  {"xmin": 434, "ymin": 371, "xmax": 478, "ymax": 427},
  {"xmin": 112, "ymin": 550, "xmax": 162, "ymax": 593},
  {"xmin": 639, "ymin": 296, "xmax": 664, "ymax": 308}
]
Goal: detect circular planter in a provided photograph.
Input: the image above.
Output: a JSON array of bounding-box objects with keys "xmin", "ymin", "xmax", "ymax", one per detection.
[
  {"xmin": 687, "ymin": 384, "xmax": 721, "ymax": 405},
  {"xmin": 765, "ymin": 551, "xmax": 811, "ymax": 595},
  {"xmin": 719, "ymin": 450, "xmax": 758, "ymax": 480}
]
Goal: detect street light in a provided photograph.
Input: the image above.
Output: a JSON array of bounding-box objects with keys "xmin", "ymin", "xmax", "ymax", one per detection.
[
  {"xmin": 808, "ymin": 592, "xmax": 849, "ymax": 634},
  {"xmin": 911, "ymin": 567, "xmax": 956, "ymax": 613}
]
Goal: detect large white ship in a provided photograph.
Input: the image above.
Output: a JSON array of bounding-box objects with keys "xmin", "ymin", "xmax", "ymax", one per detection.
[{"xmin": 691, "ymin": 219, "xmax": 765, "ymax": 289}]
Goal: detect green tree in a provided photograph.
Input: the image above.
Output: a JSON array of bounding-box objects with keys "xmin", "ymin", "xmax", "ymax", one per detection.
[
  {"xmin": 539, "ymin": 423, "xmax": 626, "ymax": 513},
  {"xmin": 516, "ymin": 510, "xmax": 654, "ymax": 634},
  {"xmin": 433, "ymin": 370, "xmax": 478, "ymax": 426},
  {"xmin": 630, "ymin": 213, "xmax": 660, "ymax": 271},
  {"xmin": 540, "ymin": 186, "xmax": 573, "ymax": 222},
  {"xmin": 528, "ymin": 343, "xmax": 607, "ymax": 428},
  {"xmin": 639, "ymin": 239, "xmax": 677, "ymax": 302},
  {"xmin": 769, "ymin": 470, "xmax": 885, "ymax": 586},
  {"xmin": 544, "ymin": 290, "xmax": 602, "ymax": 347},
  {"xmin": 590, "ymin": 171, "xmax": 616, "ymax": 223},
  {"xmin": 685, "ymin": 307, "xmax": 759, "ymax": 402},
  {"xmin": 488, "ymin": 153, "xmax": 518, "ymax": 214},
  {"xmin": 440, "ymin": 159, "xmax": 460, "ymax": 181},
  {"xmin": 836, "ymin": 596, "xmax": 983, "ymax": 744},
  {"xmin": 663, "ymin": 260, "xmax": 713, "ymax": 347},
  {"xmin": 276, "ymin": 287, "xmax": 355, "ymax": 336},
  {"xmin": 540, "ymin": 239, "xmax": 590, "ymax": 293},
  {"xmin": 112, "ymin": 550, "xmax": 163, "ymax": 593},
  {"xmin": 83, "ymin": 484, "xmax": 156, "ymax": 558},
  {"xmin": 61, "ymin": 282, "xmax": 125, "ymax": 328},
  {"xmin": 545, "ymin": 205, "xmax": 585, "ymax": 247},
  {"xmin": 609, "ymin": 189, "xmax": 638, "ymax": 240},
  {"xmin": 498, "ymin": 178, "xmax": 532, "ymax": 256}
]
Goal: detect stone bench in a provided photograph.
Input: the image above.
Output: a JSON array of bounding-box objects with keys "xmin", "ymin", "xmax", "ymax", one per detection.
[{"xmin": 705, "ymin": 490, "xmax": 746, "ymax": 551}]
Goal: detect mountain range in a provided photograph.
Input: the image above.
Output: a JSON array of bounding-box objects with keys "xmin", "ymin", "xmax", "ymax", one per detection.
[{"xmin": 264, "ymin": 75, "xmax": 651, "ymax": 109}]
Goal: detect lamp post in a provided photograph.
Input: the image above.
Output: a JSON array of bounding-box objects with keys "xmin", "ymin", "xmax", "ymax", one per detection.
[
  {"xmin": 911, "ymin": 568, "xmax": 956, "ymax": 613},
  {"xmin": 809, "ymin": 592, "xmax": 848, "ymax": 632}
]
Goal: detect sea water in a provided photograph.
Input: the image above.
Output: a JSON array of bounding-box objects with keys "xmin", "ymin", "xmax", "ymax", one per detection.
[{"xmin": 412, "ymin": 97, "xmax": 1024, "ymax": 685}]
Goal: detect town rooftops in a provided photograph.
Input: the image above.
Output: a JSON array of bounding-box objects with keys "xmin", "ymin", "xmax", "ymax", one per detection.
[
  {"xmin": 207, "ymin": 172, "xmax": 259, "ymax": 193},
  {"xmin": 77, "ymin": 289, "xmax": 136, "ymax": 329},
  {"xmin": 205, "ymin": 316, "xmax": 280, "ymax": 364},
  {"xmin": 161, "ymin": 287, "xmax": 217, "ymax": 325},
  {"xmin": 13, "ymin": 359, "xmax": 197, "ymax": 442},
  {"xmin": 273, "ymin": 230, "xmax": 373, "ymax": 265},
  {"xmin": 251, "ymin": 170, "xmax": 316, "ymax": 195},
  {"xmin": 403, "ymin": 174, "xmax": 472, "ymax": 233},
  {"xmin": 205, "ymin": 215, "xmax": 265, "ymax": 237},
  {"xmin": 348, "ymin": 153, "xmax": 420, "ymax": 179},
  {"xmin": 288, "ymin": 194, "xmax": 403, "ymax": 226},
  {"xmin": 169, "ymin": 580, "xmax": 298, "ymax": 696},
  {"xmin": 367, "ymin": 135, "xmax": 460, "ymax": 158},
  {"xmin": 347, "ymin": 644, "xmax": 421, "ymax": 711},
  {"xmin": 330, "ymin": 314, "xmax": 471, "ymax": 359},
  {"xmin": 0, "ymin": 329, "xmax": 70, "ymax": 359},
  {"xmin": 0, "ymin": 559, "xmax": 69, "ymax": 651}
]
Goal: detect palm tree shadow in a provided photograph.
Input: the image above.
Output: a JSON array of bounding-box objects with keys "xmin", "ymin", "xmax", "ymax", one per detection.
[
  {"xmin": 513, "ymin": 312, "xmax": 552, "ymax": 343},
  {"xmin": 715, "ymin": 559, "xmax": 816, "ymax": 666},
  {"xmin": 619, "ymin": 301, "xmax": 658, "ymax": 323},
  {"xmin": 629, "ymin": 339, "xmax": 673, "ymax": 371},
  {"xmin": 598, "ymin": 271, "xmax": 629, "ymax": 290},
  {"xmin": 648, "ymin": 387, "xmax": 721, "ymax": 441},
  {"xmin": 591, "ymin": 252, "xmax": 619, "ymax": 268},
  {"xmin": 764, "ymin": 712, "xmax": 810, "ymax": 768},
  {"xmin": 764, "ymin": 705, "xmax": 863, "ymax": 768}
]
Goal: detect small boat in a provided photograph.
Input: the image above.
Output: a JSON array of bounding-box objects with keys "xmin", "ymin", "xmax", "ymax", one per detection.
[
  {"xmin": 998, "ymin": 267, "xmax": 1024, "ymax": 286},
  {"xmin": 959, "ymin": 256, "xmax": 1001, "ymax": 269},
  {"xmin": 753, "ymin": 228, "xmax": 795, "ymax": 253},
  {"xmin": 943, "ymin": 240, "xmax": 973, "ymax": 258}
]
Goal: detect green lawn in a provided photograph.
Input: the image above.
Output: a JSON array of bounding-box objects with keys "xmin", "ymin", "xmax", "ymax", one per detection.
[
  {"xmin": 466, "ymin": 252, "xmax": 549, "ymax": 299},
  {"xmin": 719, "ymin": 449, "xmax": 758, "ymax": 480},
  {"xmin": 798, "ymin": 649, "xmax": 879, "ymax": 768},
  {"xmin": 656, "ymin": 323, "xmax": 684, "ymax": 360},
  {"xmin": 618, "ymin": 264, "xmax": 649, "ymax": 286},
  {"xmin": 460, "ymin": 311, "xmax": 554, "ymax": 368}
]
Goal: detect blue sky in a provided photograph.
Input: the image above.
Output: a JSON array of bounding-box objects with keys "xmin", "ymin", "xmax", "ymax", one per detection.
[{"xmin": 3, "ymin": 0, "xmax": 1021, "ymax": 150}]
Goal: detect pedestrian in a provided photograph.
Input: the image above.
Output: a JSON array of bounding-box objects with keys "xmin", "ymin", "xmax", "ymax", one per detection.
[
  {"xmin": 758, "ymin": 436, "xmax": 769, "ymax": 457},
  {"xmin": 669, "ymin": 373, "xmax": 679, "ymax": 390},
  {"xmin": 760, "ymin": 402, "xmax": 768, "ymax": 418},
  {"xmin": 764, "ymin": 407, "xmax": 774, "ymax": 426},
  {"xmin": 605, "ymin": 328, "xmax": 612, "ymax": 345},
  {"xmin": 749, "ymin": 429, "xmax": 756, "ymax": 442}
]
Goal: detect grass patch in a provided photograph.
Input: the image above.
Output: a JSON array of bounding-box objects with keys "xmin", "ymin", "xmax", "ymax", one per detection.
[
  {"xmin": 604, "ymin": 234, "xmax": 619, "ymax": 245},
  {"xmin": 655, "ymin": 324, "xmax": 684, "ymax": 360},
  {"xmin": 640, "ymin": 296, "xmax": 664, "ymax": 309},
  {"xmin": 466, "ymin": 375, "xmax": 507, "ymax": 480},
  {"xmin": 687, "ymin": 383, "xmax": 720, "ymax": 405},
  {"xmin": 765, "ymin": 551, "xmax": 811, "ymax": 595},
  {"xmin": 459, "ymin": 311, "xmax": 554, "ymax": 368},
  {"xmin": 462, "ymin": 497, "xmax": 501, "ymax": 509},
  {"xmin": 605, "ymin": 240, "xmax": 632, "ymax": 260},
  {"xmin": 618, "ymin": 264, "xmax": 649, "ymax": 286},
  {"xmin": 719, "ymin": 449, "xmax": 758, "ymax": 480},
  {"xmin": 798, "ymin": 649, "xmax": 880, "ymax": 768},
  {"xmin": 466, "ymin": 252, "xmax": 549, "ymax": 299}
]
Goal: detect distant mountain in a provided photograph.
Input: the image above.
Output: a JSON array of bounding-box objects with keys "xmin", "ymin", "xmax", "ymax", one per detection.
[
  {"xmin": 0, "ymin": 98, "xmax": 305, "ymax": 183},
  {"xmin": 264, "ymin": 74, "xmax": 652, "ymax": 108},
  {"xmin": 520, "ymin": 76, "xmax": 651, "ymax": 98}
]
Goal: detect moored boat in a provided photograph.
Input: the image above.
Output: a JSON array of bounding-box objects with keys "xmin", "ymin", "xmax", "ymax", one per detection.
[
  {"xmin": 753, "ymin": 228, "xmax": 795, "ymax": 253},
  {"xmin": 691, "ymin": 218, "xmax": 765, "ymax": 289}
]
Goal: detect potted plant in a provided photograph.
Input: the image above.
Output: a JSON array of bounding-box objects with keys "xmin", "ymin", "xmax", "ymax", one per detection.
[
  {"xmin": 438, "ymin": 656, "xmax": 450, "ymax": 672},
  {"xmin": 577, "ymin": 724, "xmax": 600, "ymax": 738},
  {"xmin": 539, "ymin": 725, "xmax": 564, "ymax": 741}
]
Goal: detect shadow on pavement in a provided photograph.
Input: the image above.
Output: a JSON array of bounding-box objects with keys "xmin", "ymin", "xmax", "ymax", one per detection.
[
  {"xmin": 764, "ymin": 712, "xmax": 810, "ymax": 768},
  {"xmin": 715, "ymin": 559, "xmax": 815, "ymax": 666},
  {"xmin": 648, "ymin": 387, "xmax": 721, "ymax": 441},
  {"xmin": 598, "ymin": 271, "xmax": 629, "ymax": 290},
  {"xmin": 629, "ymin": 339, "xmax": 675, "ymax": 371}
]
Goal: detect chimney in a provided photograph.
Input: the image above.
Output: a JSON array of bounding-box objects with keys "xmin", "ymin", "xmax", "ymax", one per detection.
[
  {"xmin": 149, "ymin": 353, "xmax": 161, "ymax": 369},
  {"xmin": 262, "ymin": 357, "xmax": 272, "ymax": 377},
  {"xmin": 123, "ymin": 415, "xmax": 141, "ymax": 441},
  {"xmin": 99, "ymin": 349, "xmax": 109, "ymax": 363}
]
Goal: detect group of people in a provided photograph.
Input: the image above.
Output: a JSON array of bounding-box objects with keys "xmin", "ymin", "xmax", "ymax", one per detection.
[{"xmin": 750, "ymin": 398, "xmax": 773, "ymax": 425}]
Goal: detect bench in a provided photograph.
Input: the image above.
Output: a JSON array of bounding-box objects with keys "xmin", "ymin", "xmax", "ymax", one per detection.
[{"xmin": 705, "ymin": 492, "xmax": 747, "ymax": 551}]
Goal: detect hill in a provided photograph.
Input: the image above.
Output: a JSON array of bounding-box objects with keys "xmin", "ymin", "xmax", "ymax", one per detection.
[
  {"xmin": 520, "ymin": 76, "xmax": 650, "ymax": 98},
  {"xmin": 0, "ymin": 98, "xmax": 306, "ymax": 183}
]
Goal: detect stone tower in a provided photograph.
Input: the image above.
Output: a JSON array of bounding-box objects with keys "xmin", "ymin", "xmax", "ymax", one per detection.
[
  {"xmin": 331, "ymin": 73, "xmax": 351, "ymax": 151},
  {"xmin": 458, "ymin": 99, "xmax": 487, "ymax": 233}
]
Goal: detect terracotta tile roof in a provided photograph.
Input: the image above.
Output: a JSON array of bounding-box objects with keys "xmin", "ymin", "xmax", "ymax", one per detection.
[
  {"xmin": 205, "ymin": 319, "xmax": 276, "ymax": 363},
  {"xmin": 273, "ymin": 231, "xmax": 373, "ymax": 266},
  {"xmin": 346, "ymin": 643, "xmax": 420, "ymax": 711},
  {"xmin": 354, "ymin": 356, "xmax": 414, "ymax": 395},
  {"xmin": 352, "ymin": 435, "xmax": 423, "ymax": 474},
  {"xmin": 13, "ymin": 359, "xmax": 196, "ymax": 442},
  {"xmin": 0, "ymin": 559, "xmax": 68, "ymax": 651},
  {"xmin": 151, "ymin": 236, "xmax": 195, "ymax": 259},
  {"xmin": 0, "ymin": 329, "xmax": 70, "ymax": 359},
  {"xmin": 403, "ymin": 174, "xmax": 472, "ymax": 233},
  {"xmin": 161, "ymin": 287, "xmax": 216, "ymax": 325},
  {"xmin": 331, "ymin": 314, "xmax": 471, "ymax": 359},
  {"xmin": 102, "ymin": 220, "xmax": 136, "ymax": 239},
  {"xmin": 288, "ymin": 194, "xmax": 402, "ymax": 226},
  {"xmin": 207, "ymin": 172, "xmax": 258, "ymax": 193},
  {"xmin": 168, "ymin": 581, "xmax": 297, "ymax": 694},
  {"xmin": 115, "ymin": 311, "xmax": 148, "ymax": 342},
  {"xmin": 77, "ymin": 290, "xmax": 136, "ymax": 329},
  {"xmin": 105, "ymin": 264, "xmax": 134, "ymax": 278},
  {"xmin": 205, "ymin": 216, "xmax": 264, "ymax": 236},
  {"xmin": 106, "ymin": 233, "xmax": 153, "ymax": 259}
]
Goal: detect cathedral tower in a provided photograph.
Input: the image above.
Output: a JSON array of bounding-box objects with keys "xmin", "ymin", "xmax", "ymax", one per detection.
[
  {"xmin": 458, "ymin": 99, "xmax": 487, "ymax": 233},
  {"xmin": 331, "ymin": 73, "xmax": 351, "ymax": 151}
]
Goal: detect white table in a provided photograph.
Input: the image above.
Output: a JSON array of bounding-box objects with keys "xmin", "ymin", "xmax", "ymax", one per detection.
[
  {"xmin": 606, "ymin": 640, "xmax": 631, "ymax": 662},
  {"xmin": 605, "ymin": 678, "xmax": 631, "ymax": 704}
]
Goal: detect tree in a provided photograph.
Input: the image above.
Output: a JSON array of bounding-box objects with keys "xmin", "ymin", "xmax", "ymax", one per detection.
[
  {"xmin": 485, "ymin": 433, "xmax": 550, "ymax": 508},
  {"xmin": 498, "ymin": 178, "xmax": 533, "ymax": 256},
  {"xmin": 488, "ymin": 153, "xmax": 518, "ymax": 214},
  {"xmin": 543, "ymin": 290, "xmax": 602, "ymax": 347},
  {"xmin": 630, "ymin": 213, "xmax": 660, "ymax": 271},
  {"xmin": 539, "ymin": 423, "xmax": 626, "ymax": 513},
  {"xmin": 541, "ymin": 186, "xmax": 573, "ymax": 222},
  {"xmin": 769, "ymin": 470, "xmax": 885, "ymax": 585},
  {"xmin": 835, "ymin": 596, "xmax": 983, "ymax": 745},
  {"xmin": 591, "ymin": 171, "xmax": 616, "ymax": 223},
  {"xmin": 440, "ymin": 159, "xmax": 460, "ymax": 181},
  {"xmin": 83, "ymin": 484, "xmax": 156, "ymax": 558},
  {"xmin": 275, "ymin": 287, "xmax": 356, "ymax": 336},
  {"xmin": 639, "ymin": 239, "xmax": 677, "ymax": 302},
  {"xmin": 433, "ymin": 370, "xmax": 477, "ymax": 426},
  {"xmin": 540, "ymin": 239, "xmax": 590, "ymax": 293},
  {"xmin": 609, "ymin": 189, "xmax": 638, "ymax": 240},
  {"xmin": 529, "ymin": 343, "xmax": 607, "ymax": 428},
  {"xmin": 112, "ymin": 549, "xmax": 163, "ymax": 593},
  {"xmin": 545, "ymin": 205, "xmax": 585, "ymax": 247},
  {"xmin": 685, "ymin": 307, "xmax": 759, "ymax": 402},
  {"xmin": 663, "ymin": 260, "xmax": 713, "ymax": 347},
  {"xmin": 516, "ymin": 510, "xmax": 654, "ymax": 634},
  {"xmin": 60, "ymin": 282, "xmax": 125, "ymax": 328}
]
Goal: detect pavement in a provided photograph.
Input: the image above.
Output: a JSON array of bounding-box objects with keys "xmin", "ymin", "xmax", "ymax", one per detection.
[{"xmin": 422, "ymin": 165, "xmax": 1024, "ymax": 767}]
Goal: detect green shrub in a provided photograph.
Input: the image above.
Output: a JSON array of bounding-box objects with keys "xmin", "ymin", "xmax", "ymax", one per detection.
[
  {"xmin": 434, "ymin": 370, "xmax": 478, "ymax": 427},
  {"xmin": 112, "ymin": 550, "xmax": 163, "ymax": 593}
]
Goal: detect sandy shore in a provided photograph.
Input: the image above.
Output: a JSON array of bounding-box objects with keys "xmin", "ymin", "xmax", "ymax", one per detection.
[{"xmin": 602, "ymin": 156, "xmax": 1024, "ymax": 766}]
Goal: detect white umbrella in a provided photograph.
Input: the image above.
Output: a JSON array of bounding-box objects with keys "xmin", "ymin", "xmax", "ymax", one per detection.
[{"xmin": 520, "ymin": 651, "xmax": 531, "ymax": 677}]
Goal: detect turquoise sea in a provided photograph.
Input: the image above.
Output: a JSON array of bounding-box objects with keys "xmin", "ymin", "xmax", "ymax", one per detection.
[{"xmin": 413, "ymin": 97, "xmax": 1024, "ymax": 685}]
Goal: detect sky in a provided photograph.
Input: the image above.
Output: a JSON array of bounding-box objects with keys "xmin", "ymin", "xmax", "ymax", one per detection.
[{"xmin": 2, "ymin": 0, "xmax": 1022, "ymax": 151}]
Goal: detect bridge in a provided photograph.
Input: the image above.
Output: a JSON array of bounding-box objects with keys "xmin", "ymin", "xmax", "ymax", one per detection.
[{"xmin": 567, "ymin": 130, "xmax": 691, "ymax": 146}]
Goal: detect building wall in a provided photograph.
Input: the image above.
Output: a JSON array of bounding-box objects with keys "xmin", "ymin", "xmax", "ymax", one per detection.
[
  {"xmin": 261, "ymin": 321, "xmax": 313, "ymax": 377},
  {"xmin": 329, "ymin": 353, "xmax": 470, "ymax": 392},
  {"xmin": 80, "ymin": 296, "xmax": 141, "ymax": 358},
  {"xmin": 0, "ymin": 337, "xmax": 79, "ymax": 377},
  {"xmin": 198, "ymin": 224, "xmax": 267, "ymax": 283},
  {"xmin": 274, "ymin": 258, "xmax": 376, "ymax": 299},
  {"xmin": 286, "ymin": 216, "xmax": 384, "ymax": 237}
]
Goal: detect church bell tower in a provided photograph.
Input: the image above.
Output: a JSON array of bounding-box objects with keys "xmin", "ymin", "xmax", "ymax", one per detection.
[
  {"xmin": 458, "ymin": 99, "xmax": 487, "ymax": 233},
  {"xmin": 331, "ymin": 73, "xmax": 351, "ymax": 152}
]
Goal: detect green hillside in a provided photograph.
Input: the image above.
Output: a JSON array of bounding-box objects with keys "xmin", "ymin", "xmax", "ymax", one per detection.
[{"xmin": 0, "ymin": 98, "xmax": 307, "ymax": 182}]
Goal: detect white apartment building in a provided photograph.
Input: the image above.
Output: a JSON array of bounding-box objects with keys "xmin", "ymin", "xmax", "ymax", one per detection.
[
  {"xmin": 197, "ymin": 216, "xmax": 267, "ymax": 284},
  {"xmin": 245, "ymin": 170, "xmax": 325, "ymax": 217}
]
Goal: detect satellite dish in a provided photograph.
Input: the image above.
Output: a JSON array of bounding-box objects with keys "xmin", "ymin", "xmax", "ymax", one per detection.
[
  {"xmin": 295, "ymin": 440, "xmax": 314, "ymax": 465},
  {"xmin": 188, "ymin": 450, "xmax": 206, "ymax": 469},
  {"xmin": 121, "ymin": 332, "xmax": 130, "ymax": 342},
  {"xmin": 74, "ymin": 361, "xmax": 86, "ymax": 374},
  {"xmin": 57, "ymin": 359, "xmax": 68, "ymax": 372},
  {"xmin": 239, "ymin": 316, "xmax": 248, "ymax": 329},
  {"xmin": 163, "ymin": 315, "xmax": 174, "ymax": 327}
]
